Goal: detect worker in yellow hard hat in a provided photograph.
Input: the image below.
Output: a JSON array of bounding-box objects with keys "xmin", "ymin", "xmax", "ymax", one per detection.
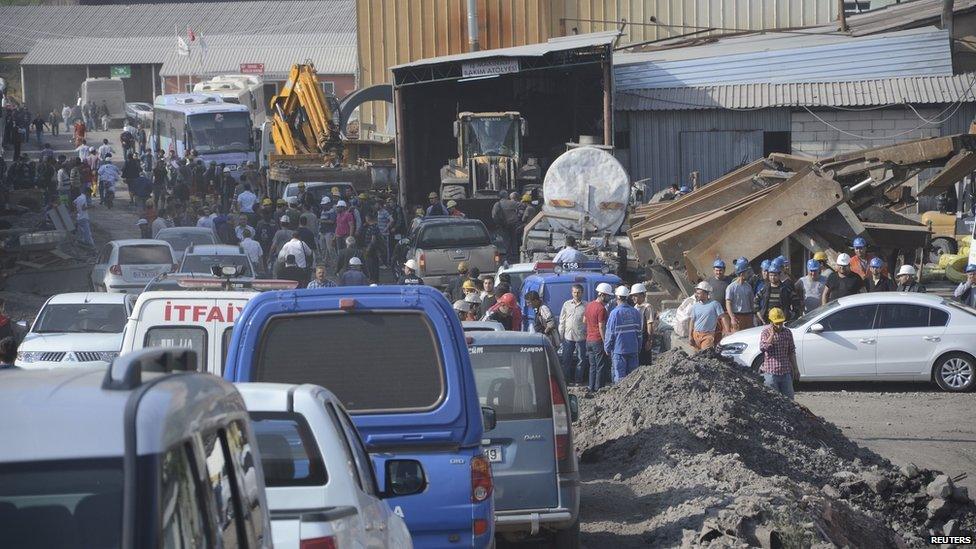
[
  {"xmin": 813, "ymin": 251, "xmax": 834, "ymax": 278},
  {"xmin": 759, "ymin": 307, "xmax": 796, "ymax": 400}
]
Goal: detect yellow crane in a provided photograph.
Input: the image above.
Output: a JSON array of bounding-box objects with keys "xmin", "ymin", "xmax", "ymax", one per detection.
[{"xmin": 268, "ymin": 62, "xmax": 345, "ymax": 162}]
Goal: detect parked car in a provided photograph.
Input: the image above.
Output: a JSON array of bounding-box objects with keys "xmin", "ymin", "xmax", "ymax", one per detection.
[
  {"xmin": 467, "ymin": 331, "xmax": 581, "ymax": 546},
  {"xmin": 402, "ymin": 218, "xmax": 500, "ymax": 287},
  {"xmin": 0, "ymin": 348, "xmax": 272, "ymax": 548},
  {"xmin": 282, "ymin": 182, "xmax": 355, "ymax": 206},
  {"xmin": 238, "ymin": 383, "xmax": 416, "ymax": 548},
  {"xmin": 462, "ymin": 320, "xmax": 506, "ymax": 332},
  {"xmin": 15, "ymin": 292, "xmax": 134, "ymax": 369},
  {"xmin": 179, "ymin": 244, "xmax": 255, "ymax": 279},
  {"xmin": 519, "ymin": 261, "xmax": 622, "ymax": 330},
  {"xmin": 124, "ymin": 101, "xmax": 153, "ymax": 124},
  {"xmin": 154, "ymin": 226, "xmax": 218, "ymax": 263},
  {"xmin": 718, "ymin": 292, "xmax": 976, "ymax": 392},
  {"xmin": 224, "ymin": 285, "xmax": 495, "ymax": 548},
  {"xmin": 91, "ymin": 239, "xmax": 176, "ymax": 293}
]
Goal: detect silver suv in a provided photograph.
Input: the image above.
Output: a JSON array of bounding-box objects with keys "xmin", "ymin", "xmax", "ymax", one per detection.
[
  {"xmin": 91, "ymin": 239, "xmax": 176, "ymax": 293},
  {"xmin": 0, "ymin": 348, "xmax": 272, "ymax": 548}
]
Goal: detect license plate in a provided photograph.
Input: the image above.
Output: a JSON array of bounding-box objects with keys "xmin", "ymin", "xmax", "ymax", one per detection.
[
  {"xmin": 131, "ymin": 269, "xmax": 158, "ymax": 280},
  {"xmin": 485, "ymin": 445, "xmax": 503, "ymax": 463}
]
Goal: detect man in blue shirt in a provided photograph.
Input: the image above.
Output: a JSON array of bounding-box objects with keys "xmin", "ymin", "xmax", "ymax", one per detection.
[
  {"xmin": 604, "ymin": 286, "xmax": 643, "ymax": 383},
  {"xmin": 552, "ymin": 235, "xmax": 587, "ymax": 266},
  {"xmin": 689, "ymin": 281, "xmax": 725, "ymax": 351}
]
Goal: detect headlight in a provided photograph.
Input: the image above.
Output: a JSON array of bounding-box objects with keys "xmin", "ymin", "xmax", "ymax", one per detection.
[
  {"xmin": 16, "ymin": 351, "xmax": 42, "ymax": 363},
  {"xmin": 97, "ymin": 351, "xmax": 120, "ymax": 362},
  {"xmin": 719, "ymin": 342, "xmax": 747, "ymax": 357}
]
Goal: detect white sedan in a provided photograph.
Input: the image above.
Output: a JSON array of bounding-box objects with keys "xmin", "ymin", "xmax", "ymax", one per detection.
[{"xmin": 718, "ymin": 292, "xmax": 976, "ymax": 392}]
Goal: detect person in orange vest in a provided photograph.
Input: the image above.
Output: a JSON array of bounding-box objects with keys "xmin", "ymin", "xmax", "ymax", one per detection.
[{"xmin": 848, "ymin": 236, "xmax": 887, "ymax": 279}]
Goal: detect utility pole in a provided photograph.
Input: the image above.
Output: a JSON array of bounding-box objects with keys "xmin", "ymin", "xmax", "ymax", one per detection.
[
  {"xmin": 942, "ymin": 0, "xmax": 955, "ymax": 57},
  {"xmin": 838, "ymin": 0, "xmax": 849, "ymax": 32}
]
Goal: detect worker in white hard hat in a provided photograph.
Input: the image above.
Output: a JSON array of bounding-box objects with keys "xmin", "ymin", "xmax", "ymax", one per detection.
[
  {"xmin": 895, "ymin": 264, "xmax": 925, "ymax": 293},
  {"xmin": 630, "ymin": 282, "xmax": 656, "ymax": 365},
  {"xmin": 464, "ymin": 292, "xmax": 483, "ymax": 320},
  {"xmin": 558, "ymin": 283, "xmax": 588, "ymax": 385},
  {"xmin": 822, "ymin": 252, "xmax": 863, "ymax": 305},
  {"xmin": 452, "ymin": 299, "xmax": 471, "ymax": 322},
  {"xmin": 401, "ymin": 258, "xmax": 424, "ymax": 285},
  {"xmin": 605, "ymin": 285, "xmax": 642, "ymax": 382},
  {"xmin": 689, "ymin": 281, "xmax": 724, "ymax": 351},
  {"xmin": 340, "ymin": 256, "xmax": 369, "ymax": 286},
  {"xmin": 583, "ymin": 282, "xmax": 615, "ymax": 391}
]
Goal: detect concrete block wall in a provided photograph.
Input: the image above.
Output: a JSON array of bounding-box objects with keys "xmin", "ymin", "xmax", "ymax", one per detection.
[{"xmin": 791, "ymin": 107, "xmax": 942, "ymax": 158}]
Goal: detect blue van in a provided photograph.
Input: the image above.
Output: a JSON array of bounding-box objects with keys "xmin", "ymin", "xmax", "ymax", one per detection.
[
  {"xmin": 224, "ymin": 285, "xmax": 494, "ymax": 548},
  {"xmin": 519, "ymin": 262, "xmax": 623, "ymax": 329}
]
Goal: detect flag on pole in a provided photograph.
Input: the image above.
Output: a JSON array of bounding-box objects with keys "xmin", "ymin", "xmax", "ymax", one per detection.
[
  {"xmin": 177, "ymin": 36, "xmax": 190, "ymax": 56},
  {"xmin": 187, "ymin": 26, "xmax": 196, "ymax": 43}
]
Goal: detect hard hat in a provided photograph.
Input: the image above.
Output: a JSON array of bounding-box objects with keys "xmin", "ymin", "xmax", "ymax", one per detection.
[
  {"xmin": 734, "ymin": 258, "xmax": 750, "ymax": 274},
  {"xmin": 428, "ymin": 192, "xmax": 439, "ymax": 199},
  {"xmin": 695, "ymin": 281, "xmax": 713, "ymax": 293},
  {"xmin": 836, "ymin": 253, "xmax": 852, "ymax": 266},
  {"xmin": 297, "ymin": 182, "xmax": 306, "ymax": 189},
  {"xmin": 679, "ymin": 186, "xmax": 690, "ymax": 193},
  {"xmin": 768, "ymin": 307, "xmax": 786, "ymax": 324},
  {"xmin": 136, "ymin": 218, "xmax": 148, "ymax": 226},
  {"xmin": 596, "ymin": 282, "xmax": 614, "ymax": 295},
  {"xmin": 320, "ymin": 196, "xmax": 331, "ymax": 205},
  {"xmin": 331, "ymin": 187, "xmax": 341, "ymax": 196},
  {"xmin": 465, "ymin": 293, "xmax": 482, "ymax": 304},
  {"xmin": 498, "ymin": 293, "xmax": 517, "ymax": 306},
  {"xmin": 349, "ymin": 257, "xmax": 363, "ymax": 266},
  {"xmin": 336, "ymin": 200, "xmax": 348, "ymax": 207},
  {"xmin": 261, "ymin": 198, "xmax": 273, "ymax": 206},
  {"xmin": 462, "ymin": 280, "xmax": 478, "ymax": 291},
  {"xmin": 760, "ymin": 259, "xmax": 771, "ymax": 271},
  {"xmin": 767, "ymin": 263, "xmax": 782, "ymax": 274},
  {"xmin": 415, "ymin": 208, "xmax": 424, "ymax": 215},
  {"xmin": 404, "ymin": 259, "xmax": 418, "ymax": 271},
  {"xmin": 279, "ymin": 215, "xmax": 289, "ymax": 223},
  {"xmin": 869, "ymin": 257, "xmax": 884, "ymax": 269},
  {"xmin": 852, "ymin": 236, "xmax": 867, "ymax": 248},
  {"xmin": 615, "ymin": 286, "xmax": 630, "ymax": 297},
  {"xmin": 735, "ymin": 256, "xmax": 748, "ymax": 264},
  {"xmin": 630, "ymin": 283, "xmax": 647, "ymax": 294},
  {"xmin": 457, "ymin": 261, "xmax": 469, "ymax": 273},
  {"xmin": 223, "ymin": 167, "xmax": 231, "ymax": 173},
  {"xmin": 447, "ymin": 200, "xmax": 458, "ymax": 208},
  {"xmin": 813, "ymin": 251, "xmax": 828, "ymax": 261},
  {"xmin": 521, "ymin": 193, "xmax": 532, "ymax": 203},
  {"xmin": 358, "ymin": 193, "xmax": 368, "ymax": 200},
  {"xmin": 771, "ymin": 257, "xmax": 785, "ymax": 270},
  {"xmin": 806, "ymin": 259, "xmax": 821, "ymax": 272},
  {"xmin": 453, "ymin": 299, "xmax": 471, "ymax": 312},
  {"xmin": 775, "ymin": 255, "xmax": 787, "ymax": 265},
  {"xmin": 713, "ymin": 259, "xmax": 726, "ymax": 269},
  {"xmin": 966, "ymin": 264, "xmax": 976, "ymax": 274},
  {"xmin": 897, "ymin": 264, "xmax": 917, "ymax": 277},
  {"xmin": 276, "ymin": 198, "xmax": 286, "ymax": 205}
]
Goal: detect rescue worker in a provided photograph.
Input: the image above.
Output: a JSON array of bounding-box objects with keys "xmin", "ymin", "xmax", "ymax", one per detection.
[
  {"xmin": 864, "ymin": 257, "xmax": 894, "ymax": 292},
  {"xmin": 822, "ymin": 253, "xmax": 863, "ymax": 304},
  {"xmin": 426, "ymin": 191, "xmax": 449, "ymax": 217},
  {"xmin": 630, "ymin": 283, "xmax": 656, "ymax": 365},
  {"xmin": 709, "ymin": 259, "xmax": 731, "ymax": 335},
  {"xmin": 771, "ymin": 256, "xmax": 792, "ymax": 287},
  {"xmin": 814, "ymin": 251, "xmax": 834, "ymax": 278},
  {"xmin": 604, "ymin": 286, "xmax": 642, "ymax": 382},
  {"xmin": 584, "ymin": 283, "xmax": 614, "ymax": 391},
  {"xmin": 953, "ymin": 264, "xmax": 976, "ymax": 307},
  {"xmin": 759, "ymin": 307, "xmax": 796, "ymax": 400},
  {"xmin": 340, "ymin": 257, "xmax": 369, "ymax": 286},
  {"xmin": 453, "ymin": 299, "xmax": 471, "ymax": 322},
  {"xmin": 462, "ymin": 279, "xmax": 479, "ymax": 297},
  {"xmin": 525, "ymin": 291, "xmax": 559, "ymax": 348},
  {"xmin": 482, "ymin": 277, "xmax": 498, "ymax": 312},
  {"xmin": 401, "ymin": 258, "xmax": 424, "ymax": 285},
  {"xmin": 795, "ymin": 259, "xmax": 827, "ymax": 314},
  {"xmin": 552, "ymin": 235, "xmax": 587, "ymax": 266},
  {"xmin": 558, "ymin": 283, "xmax": 588, "ymax": 385},
  {"xmin": 754, "ymin": 259, "xmax": 771, "ymax": 297},
  {"xmin": 446, "ymin": 261, "xmax": 469, "ymax": 302},
  {"xmin": 465, "ymin": 293, "xmax": 482, "ymax": 320},
  {"xmin": 689, "ymin": 281, "xmax": 724, "ymax": 351},
  {"xmin": 447, "ymin": 200, "xmax": 465, "ymax": 218},
  {"xmin": 335, "ymin": 237, "xmax": 363, "ymax": 277},
  {"xmin": 895, "ymin": 265, "xmax": 926, "ymax": 292},
  {"xmin": 491, "ymin": 191, "xmax": 521, "ymax": 262},
  {"xmin": 307, "ymin": 264, "xmax": 337, "ymax": 288},
  {"xmin": 725, "ymin": 259, "xmax": 756, "ymax": 332},
  {"xmin": 758, "ymin": 261, "xmax": 796, "ymax": 324},
  {"xmin": 848, "ymin": 237, "xmax": 876, "ymax": 279},
  {"xmin": 484, "ymin": 293, "xmax": 521, "ymax": 331}
]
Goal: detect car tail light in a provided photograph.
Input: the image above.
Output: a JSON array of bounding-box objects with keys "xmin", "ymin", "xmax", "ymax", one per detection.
[
  {"xmin": 473, "ymin": 518, "xmax": 489, "ymax": 536},
  {"xmin": 550, "ymin": 376, "xmax": 571, "ymax": 468},
  {"xmin": 418, "ymin": 252, "xmax": 426, "ymax": 273},
  {"xmin": 470, "ymin": 455, "xmax": 493, "ymax": 502},
  {"xmin": 109, "ymin": 265, "xmax": 122, "ymax": 275},
  {"xmin": 339, "ymin": 298, "xmax": 357, "ymax": 310},
  {"xmin": 300, "ymin": 536, "xmax": 337, "ymax": 549}
]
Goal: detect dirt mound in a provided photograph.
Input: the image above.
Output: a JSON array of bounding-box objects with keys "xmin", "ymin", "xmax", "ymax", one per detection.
[{"xmin": 574, "ymin": 349, "xmax": 975, "ymax": 548}]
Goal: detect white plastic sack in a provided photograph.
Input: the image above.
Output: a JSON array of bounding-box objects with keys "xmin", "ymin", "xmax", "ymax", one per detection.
[{"xmin": 672, "ymin": 297, "xmax": 696, "ymax": 338}]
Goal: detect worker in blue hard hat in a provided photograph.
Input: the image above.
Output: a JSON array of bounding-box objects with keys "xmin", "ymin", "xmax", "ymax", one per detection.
[
  {"xmin": 953, "ymin": 263, "xmax": 976, "ymax": 307},
  {"xmin": 708, "ymin": 259, "xmax": 732, "ymax": 337},
  {"xmin": 725, "ymin": 258, "xmax": 756, "ymax": 333},
  {"xmin": 795, "ymin": 259, "xmax": 827, "ymax": 314},
  {"xmin": 758, "ymin": 260, "xmax": 797, "ymax": 324},
  {"xmin": 864, "ymin": 256, "xmax": 894, "ymax": 292},
  {"xmin": 848, "ymin": 236, "xmax": 884, "ymax": 280},
  {"xmin": 754, "ymin": 259, "xmax": 772, "ymax": 297},
  {"xmin": 677, "ymin": 186, "xmax": 691, "ymax": 197},
  {"xmin": 773, "ymin": 255, "xmax": 793, "ymax": 286}
]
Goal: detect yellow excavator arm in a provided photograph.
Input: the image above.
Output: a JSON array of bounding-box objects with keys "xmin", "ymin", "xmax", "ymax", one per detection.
[{"xmin": 268, "ymin": 62, "xmax": 344, "ymax": 161}]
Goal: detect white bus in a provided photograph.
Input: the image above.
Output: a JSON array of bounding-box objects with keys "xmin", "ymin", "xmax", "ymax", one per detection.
[
  {"xmin": 150, "ymin": 93, "xmax": 256, "ymax": 175},
  {"xmin": 193, "ymin": 75, "xmax": 266, "ymax": 126}
]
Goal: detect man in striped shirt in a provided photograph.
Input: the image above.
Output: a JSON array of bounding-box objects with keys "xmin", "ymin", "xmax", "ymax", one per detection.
[{"xmin": 605, "ymin": 286, "xmax": 643, "ymax": 384}]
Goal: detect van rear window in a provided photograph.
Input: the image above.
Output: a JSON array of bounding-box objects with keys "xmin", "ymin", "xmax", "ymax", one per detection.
[
  {"xmin": 469, "ymin": 345, "xmax": 552, "ymax": 421},
  {"xmin": 254, "ymin": 312, "xmax": 445, "ymax": 412},
  {"xmin": 119, "ymin": 245, "xmax": 172, "ymax": 265}
]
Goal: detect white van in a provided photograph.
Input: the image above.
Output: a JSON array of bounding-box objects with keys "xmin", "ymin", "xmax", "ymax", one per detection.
[
  {"xmin": 120, "ymin": 291, "xmax": 258, "ymax": 375},
  {"xmin": 79, "ymin": 78, "xmax": 126, "ymax": 126}
]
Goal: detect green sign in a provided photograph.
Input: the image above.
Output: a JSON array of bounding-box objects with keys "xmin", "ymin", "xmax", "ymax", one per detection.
[{"xmin": 110, "ymin": 65, "xmax": 131, "ymax": 78}]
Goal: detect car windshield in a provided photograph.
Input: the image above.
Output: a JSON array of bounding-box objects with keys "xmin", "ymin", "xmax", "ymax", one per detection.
[
  {"xmin": 187, "ymin": 111, "xmax": 252, "ymax": 154},
  {"xmin": 469, "ymin": 344, "xmax": 552, "ymax": 421},
  {"xmin": 418, "ymin": 222, "xmax": 491, "ymax": 249},
  {"xmin": 785, "ymin": 300, "xmax": 840, "ymax": 328},
  {"xmin": 33, "ymin": 303, "xmax": 127, "ymax": 334},
  {"xmin": 462, "ymin": 117, "xmax": 519, "ymax": 158},
  {"xmin": 158, "ymin": 232, "xmax": 216, "ymax": 254},
  {"xmin": 0, "ymin": 457, "xmax": 123, "ymax": 547},
  {"xmin": 180, "ymin": 254, "xmax": 252, "ymax": 277},
  {"xmin": 119, "ymin": 245, "xmax": 172, "ymax": 265}
]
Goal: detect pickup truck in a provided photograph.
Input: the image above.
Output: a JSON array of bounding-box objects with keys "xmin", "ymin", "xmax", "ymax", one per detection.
[
  {"xmin": 238, "ymin": 383, "xmax": 416, "ymax": 548},
  {"xmin": 401, "ymin": 217, "xmax": 500, "ymax": 287}
]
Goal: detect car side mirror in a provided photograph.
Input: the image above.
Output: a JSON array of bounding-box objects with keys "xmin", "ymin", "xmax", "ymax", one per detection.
[
  {"xmin": 568, "ymin": 394, "xmax": 579, "ymax": 422},
  {"xmin": 809, "ymin": 323, "xmax": 824, "ymax": 334},
  {"xmin": 481, "ymin": 406, "xmax": 497, "ymax": 432},
  {"xmin": 382, "ymin": 459, "xmax": 427, "ymax": 498}
]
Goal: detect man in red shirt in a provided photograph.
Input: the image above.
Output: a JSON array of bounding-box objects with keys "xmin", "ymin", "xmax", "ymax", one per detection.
[{"xmin": 584, "ymin": 283, "xmax": 614, "ymax": 392}]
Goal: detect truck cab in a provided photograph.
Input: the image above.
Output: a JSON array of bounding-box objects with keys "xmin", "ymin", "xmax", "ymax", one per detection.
[{"xmin": 518, "ymin": 261, "xmax": 622, "ymax": 329}]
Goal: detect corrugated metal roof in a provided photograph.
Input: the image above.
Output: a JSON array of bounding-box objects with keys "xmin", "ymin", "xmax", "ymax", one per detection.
[
  {"xmin": 21, "ymin": 36, "xmax": 175, "ymax": 65},
  {"xmin": 615, "ymin": 73, "xmax": 976, "ymax": 111},
  {"xmin": 614, "ymin": 27, "xmax": 952, "ymax": 90},
  {"xmin": 846, "ymin": 0, "xmax": 976, "ymax": 36},
  {"xmin": 158, "ymin": 33, "xmax": 356, "ymax": 78},
  {"xmin": 391, "ymin": 30, "xmax": 621, "ymax": 71},
  {"xmin": 0, "ymin": 0, "xmax": 354, "ymax": 54}
]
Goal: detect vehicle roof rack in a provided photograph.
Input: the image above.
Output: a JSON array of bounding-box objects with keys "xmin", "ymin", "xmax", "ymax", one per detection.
[
  {"xmin": 102, "ymin": 348, "xmax": 198, "ymax": 391},
  {"xmin": 533, "ymin": 260, "xmax": 609, "ymax": 274}
]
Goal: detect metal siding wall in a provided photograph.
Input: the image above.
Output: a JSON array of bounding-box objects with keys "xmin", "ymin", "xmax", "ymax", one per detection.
[{"xmin": 627, "ymin": 108, "xmax": 791, "ymax": 192}]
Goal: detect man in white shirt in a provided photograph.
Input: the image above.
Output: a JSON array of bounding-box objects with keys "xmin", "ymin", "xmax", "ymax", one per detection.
[
  {"xmin": 196, "ymin": 207, "xmax": 215, "ymax": 229},
  {"xmin": 234, "ymin": 215, "xmax": 255, "ymax": 243},
  {"xmin": 276, "ymin": 232, "xmax": 313, "ymax": 280},
  {"xmin": 97, "ymin": 139, "xmax": 114, "ymax": 160},
  {"xmin": 73, "ymin": 188, "xmax": 94, "ymax": 248},
  {"xmin": 61, "ymin": 105, "xmax": 72, "ymax": 133},
  {"xmin": 237, "ymin": 184, "xmax": 257, "ymax": 214},
  {"xmin": 239, "ymin": 228, "xmax": 264, "ymax": 274},
  {"xmin": 552, "ymin": 235, "xmax": 587, "ymax": 267},
  {"xmin": 75, "ymin": 140, "xmax": 89, "ymax": 160},
  {"xmin": 557, "ymin": 283, "xmax": 588, "ymax": 385}
]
